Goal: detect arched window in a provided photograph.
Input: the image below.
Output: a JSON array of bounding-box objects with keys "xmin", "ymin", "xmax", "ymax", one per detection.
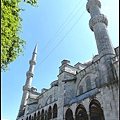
[
  {"xmin": 48, "ymin": 106, "xmax": 52, "ymax": 120},
  {"xmin": 89, "ymin": 99, "xmax": 105, "ymax": 120},
  {"xmin": 65, "ymin": 108, "xmax": 74, "ymax": 120},
  {"xmin": 41, "ymin": 109, "xmax": 44, "ymax": 120},
  {"xmin": 79, "ymin": 86, "xmax": 83, "ymax": 95},
  {"xmin": 29, "ymin": 115, "xmax": 31, "ymax": 120},
  {"xmin": 34, "ymin": 113, "xmax": 36, "ymax": 120},
  {"xmin": 75, "ymin": 104, "xmax": 88, "ymax": 120},
  {"xmin": 45, "ymin": 110, "xmax": 48, "ymax": 120},
  {"xmin": 26, "ymin": 117, "xmax": 28, "ymax": 120},
  {"xmin": 46, "ymin": 95, "xmax": 52, "ymax": 105},
  {"xmin": 37, "ymin": 111, "xmax": 40, "ymax": 120},
  {"xmin": 86, "ymin": 76, "xmax": 91, "ymax": 91},
  {"xmin": 53, "ymin": 104, "xmax": 57, "ymax": 118}
]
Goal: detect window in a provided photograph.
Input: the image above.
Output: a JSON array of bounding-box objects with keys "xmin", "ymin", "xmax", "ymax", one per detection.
[
  {"xmin": 32, "ymin": 116, "xmax": 33, "ymax": 120},
  {"xmin": 26, "ymin": 117, "xmax": 28, "ymax": 120},
  {"xmin": 34, "ymin": 113, "xmax": 36, "ymax": 120},
  {"xmin": 75, "ymin": 104, "xmax": 88, "ymax": 120},
  {"xmin": 48, "ymin": 106, "xmax": 52, "ymax": 120},
  {"xmin": 46, "ymin": 95, "xmax": 52, "ymax": 105},
  {"xmin": 86, "ymin": 76, "xmax": 92, "ymax": 91},
  {"xmin": 65, "ymin": 108, "xmax": 74, "ymax": 120},
  {"xmin": 29, "ymin": 115, "xmax": 31, "ymax": 120},
  {"xmin": 53, "ymin": 104, "xmax": 57, "ymax": 118},
  {"xmin": 41, "ymin": 109, "xmax": 44, "ymax": 120},
  {"xmin": 37, "ymin": 111, "xmax": 40, "ymax": 120},
  {"xmin": 89, "ymin": 100, "xmax": 105, "ymax": 120},
  {"xmin": 79, "ymin": 86, "xmax": 83, "ymax": 95},
  {"xmin": 45, "ymin": 110, "xmax": 48, "ymax": 120}
]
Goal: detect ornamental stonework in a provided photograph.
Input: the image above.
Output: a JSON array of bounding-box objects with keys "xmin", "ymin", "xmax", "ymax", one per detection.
[{"xmin": 89, "ymin": 14, "xmax": 108, "ymax": 31}]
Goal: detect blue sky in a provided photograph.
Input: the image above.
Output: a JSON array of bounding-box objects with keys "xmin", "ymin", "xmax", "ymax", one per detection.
[{"xmin": 1, "ymin": 0, "xmax": 119, "ymax": 120}]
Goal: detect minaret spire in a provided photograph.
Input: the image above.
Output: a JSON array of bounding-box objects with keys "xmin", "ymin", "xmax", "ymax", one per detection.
[
  {"xmin": 33, "ymin": 41, "xmax": 38, "ymax": 54},
  {"xmin": 17, "ymin": 43, "xmax": 38, "ymax": 118},
  {"xmin": 25, "ymin": 42, "xmax": 38, "ymax": 87},
  {"xmin": 86, "ymin": 0, "xmax": 115, "ymax": 58}
]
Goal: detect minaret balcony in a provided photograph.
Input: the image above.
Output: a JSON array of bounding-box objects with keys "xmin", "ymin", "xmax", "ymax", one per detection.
[
  {"xmin": 26, "ymin": 71, "xmax": 34, "ymax": 78},
  {"xmin": 89, "ymin": 14, "xmax": 108, "ymax": 31},
  {"xmin": 29, "ymin": 60, "xmax": 36, "ymax": 65}
]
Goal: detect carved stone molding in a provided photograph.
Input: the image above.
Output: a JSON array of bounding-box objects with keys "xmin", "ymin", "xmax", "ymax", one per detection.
[
  {"xmin": 86, "ymin": 0, "xmax": 101, "ymax": 13},
  {"xmin": 89, "ymin": 14, "xmax": 108, "ymax": 31}
]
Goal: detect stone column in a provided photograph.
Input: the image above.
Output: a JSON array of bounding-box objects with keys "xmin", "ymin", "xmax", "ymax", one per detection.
[
  {"xmin": 86, "ymin": 0, "xmax": 115, "ymax": 58},
  {"xmin": 87, "ymin": 111, "xmax": 91, "ymax": 120},
  {"xmin": 57, "ymin": 60, "xmax": 70, "ymax": 120}
]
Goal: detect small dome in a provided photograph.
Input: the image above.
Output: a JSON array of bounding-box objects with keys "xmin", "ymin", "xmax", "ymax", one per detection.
[{"xmin": 61, "ymin": 59, "xmax": 70, "ymax": 65}]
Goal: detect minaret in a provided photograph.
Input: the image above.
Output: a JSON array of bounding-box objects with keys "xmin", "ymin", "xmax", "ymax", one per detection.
[
  {"xmin": 86, "ymin": 0, "xmax": 115, "ymax": 84},
  {"xmin": 17, "ymin": 43, "xmax": 38, "ymax": 118}
]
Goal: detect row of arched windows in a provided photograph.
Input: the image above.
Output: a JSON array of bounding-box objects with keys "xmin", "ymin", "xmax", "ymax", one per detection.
[
  {"xmin": 26, "ymin": 103, "xmax": 57, "ymax": 120},
  {"xmin": 65, "ymin": 99, "xmax": 105, "ymax": 120}
]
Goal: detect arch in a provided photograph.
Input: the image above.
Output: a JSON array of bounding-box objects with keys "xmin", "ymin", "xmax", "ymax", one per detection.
[
  {"xmin": 29, "ymin": 115, "xmax": 31, "ymax": 120},
  {"xmin": 48, "ymin": 106, "xmax": 52, "ymax": 120},
  {"xmin": 37, "ymin": 111, "xmax": 40, "ymax": 120},
  {"xmin": 53, "ymin": 103, "xmax": 57, "ymax": 118},
  {"xmin": 79, "ymin": 85, "xmax": 83, "ymax": 95},
  {"xmin": 89, "ymin": 99, "xmax": 105, "ymax": 120},
  {"xmin": 34, "ymin": 113, "xmax": 36, "ymax": 120},
  {"xmin": 65, "ymin": 108, "xmax": 74, "ymax": 120},
  {"xmin": 75, "ymin": 104, "xmax": 88, "ymax": 120},
  {"xmin": 41, "ymin": 109, "xmax": 44, "ymax": 120},
  {"xmin": 26, "ymin": 117, "xmax": 28, "ymax": 120},
  {"xmin": 86, "ymin": 76, "xmax": 92, "ymax": 91}
]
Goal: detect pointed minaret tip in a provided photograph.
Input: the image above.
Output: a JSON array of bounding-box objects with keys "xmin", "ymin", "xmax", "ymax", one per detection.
[{"xmin": 33, "ymin": 41, "xmax": 38, "ymax": 54}]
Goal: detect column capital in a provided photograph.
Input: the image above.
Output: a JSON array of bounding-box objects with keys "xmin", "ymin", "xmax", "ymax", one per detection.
[
  {"xmin": 89, "ymin": 14, "xmax": 108, "ymax": 31},
  {"xmin": 86, "ymin": 0, "xmax": 101, "ymax": 13}
]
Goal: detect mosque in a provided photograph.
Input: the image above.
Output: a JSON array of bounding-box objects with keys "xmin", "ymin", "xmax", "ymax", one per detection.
[{"xmin": 16, "ymin": 0, "xmax": 119, "ymax": 120}]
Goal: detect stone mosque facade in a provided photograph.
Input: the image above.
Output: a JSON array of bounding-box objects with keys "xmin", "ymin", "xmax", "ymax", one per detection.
[{"xmin": 17, "ymin": 0, "xmax": 119, "ymax": 120}]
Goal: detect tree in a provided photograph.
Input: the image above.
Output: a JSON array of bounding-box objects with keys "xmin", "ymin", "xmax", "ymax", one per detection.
[{"xmin": 1, "ymin": 0, "xmax": 38, "ymax": 72}]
